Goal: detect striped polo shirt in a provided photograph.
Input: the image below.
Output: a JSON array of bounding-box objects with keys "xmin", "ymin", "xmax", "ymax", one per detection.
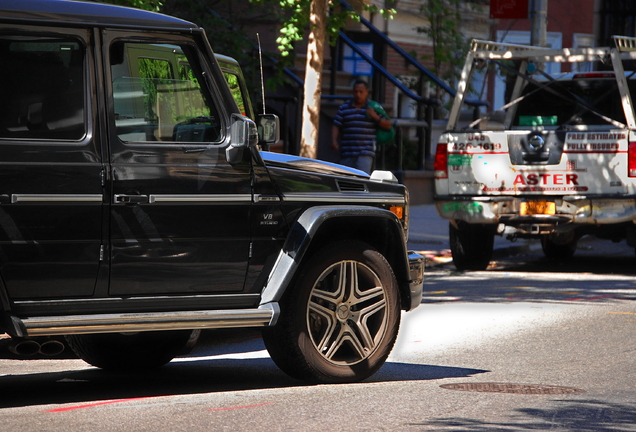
[{"xmin": 333, "ymin": 100, "xmax": 388, "ymax": 158}]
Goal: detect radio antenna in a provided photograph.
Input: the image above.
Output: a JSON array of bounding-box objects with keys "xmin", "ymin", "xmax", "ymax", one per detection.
[{"xmin": 257, "ymin": 33, "xmax": 266, "ymax": 115}]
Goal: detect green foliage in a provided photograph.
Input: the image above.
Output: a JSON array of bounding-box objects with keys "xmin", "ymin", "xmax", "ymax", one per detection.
[
  {"xmin": 417, "ymin": 0, "xmax": 481, "ymax": 116},
  {"xmin": 417, "ymin": 0, "xmax": 472, "ymax": 94},
  {"xmin": 94, "ymin": 0, "xmax": 163, "ymax": 12},
  {"xmin": 250, "ymin": 0, "xmax": 395, "ymax": 57},
  {"xmin": 161, "ymin": 0, "xmax": 284, "ymax": 107},
  {"xmin": 138, "ymin": 57, "xmax": 172, "ymax": 119},
  {"xmin": 274, "ymin": 0, "xmax": 312, "ymax": 57},
  {"xmin": 136, "ymin": 56, "xmax": 209, "ymax": 124}
]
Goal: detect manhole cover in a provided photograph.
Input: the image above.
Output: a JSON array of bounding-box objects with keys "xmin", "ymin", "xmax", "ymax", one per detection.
[{"xmin": 440, "ymin": 383, "xmax": 585, "ymax": 395}]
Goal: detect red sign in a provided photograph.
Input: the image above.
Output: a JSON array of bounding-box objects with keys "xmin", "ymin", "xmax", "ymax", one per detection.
[{"xmin": 490, "ymin": 0, "xmax": 529, "ymax": 19}]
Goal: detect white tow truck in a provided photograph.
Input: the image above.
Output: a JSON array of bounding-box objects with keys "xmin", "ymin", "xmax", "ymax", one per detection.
[{"xmin": 434, "ymin": 36, "xmax": 636, "ymax": 270}]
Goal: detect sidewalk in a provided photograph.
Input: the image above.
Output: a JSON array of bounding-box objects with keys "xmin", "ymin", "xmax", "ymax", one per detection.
[{"xmin": 407, "ymin": 204, "xmax": 536, "ymax": 268}]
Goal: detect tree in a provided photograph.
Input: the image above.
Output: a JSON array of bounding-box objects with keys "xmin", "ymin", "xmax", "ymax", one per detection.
[
  {"xmin": 299, "ymin": 0, "xmax": 328, "ymax": 159},
  {"xmin": 417, "ymin": 0, "xmax": 472, "ymax": 109}
]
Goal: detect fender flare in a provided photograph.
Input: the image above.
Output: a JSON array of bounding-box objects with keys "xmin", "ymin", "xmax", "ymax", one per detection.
[{"xmin": 259, "ymin": 205, "xmax": 410, "ymax": 310}]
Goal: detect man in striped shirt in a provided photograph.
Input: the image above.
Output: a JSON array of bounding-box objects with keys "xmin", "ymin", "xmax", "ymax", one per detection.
[{"xmin": 331, "ymin": 79, "xmax": 393, "ymax": 174}]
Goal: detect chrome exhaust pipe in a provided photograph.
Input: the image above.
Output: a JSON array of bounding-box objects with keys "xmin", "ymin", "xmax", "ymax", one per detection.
[
  {"xmin": 39, "ymin": 339, "xmax": 65, "ymax": 356},
  {"xmin": 7, "ymin": 339, "xmax": 40, "ymax": 357},
  {"xmin": 6, "ymin": 337, "xmax": 66, "ymax": 357}
]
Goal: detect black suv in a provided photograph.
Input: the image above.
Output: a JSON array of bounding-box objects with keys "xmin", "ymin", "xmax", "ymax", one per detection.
[{"xmin": 0, "ymin": 0, "xmax": 423, "ymax": 384}]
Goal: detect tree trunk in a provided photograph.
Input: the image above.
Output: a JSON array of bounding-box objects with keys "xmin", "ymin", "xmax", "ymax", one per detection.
[{"xmin": 299, "ymin": 0, "xmax": 328, "ymax": 159}]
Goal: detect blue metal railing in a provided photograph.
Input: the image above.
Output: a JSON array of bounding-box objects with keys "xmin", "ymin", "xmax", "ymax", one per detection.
[
  {"xmin": 338, "ymin": 0, "xmax": 488, "ymax": 110},
  {"xmin": 336, "ymin": 32, "xmax": 439, "ymax": 107}
]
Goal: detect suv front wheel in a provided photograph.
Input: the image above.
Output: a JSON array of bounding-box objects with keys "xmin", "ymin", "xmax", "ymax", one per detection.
[{"xmin": 262, "ymin": 241, "xmax": 400, "ymax": 384}]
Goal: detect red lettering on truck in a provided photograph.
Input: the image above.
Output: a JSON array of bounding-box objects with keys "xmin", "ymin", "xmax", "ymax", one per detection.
[{"xmin": 514, "ymin": 173, "xmax": 579, "ymax": 186}]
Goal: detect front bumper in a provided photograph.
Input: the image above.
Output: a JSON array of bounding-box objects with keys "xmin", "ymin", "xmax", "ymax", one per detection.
[{"xmin": 407, "ymin": 251, "xmax": 424, "ymax": 311}]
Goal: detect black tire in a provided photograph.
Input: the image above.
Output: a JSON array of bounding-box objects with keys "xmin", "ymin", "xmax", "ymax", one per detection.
[
  {"xmin": 449, "ymin": 221, "xmax": 495, "ymax": 271},
  {"xmin": 541, "ymin": 234, "xmax": 578, "ymax": 261},
  {"xmin": 65, "ymin": 330, "xmax": 194, "ymax": 370},
  {"xmin": 262, "ymin": 240, "xmax": 401, "ymax": 384}
]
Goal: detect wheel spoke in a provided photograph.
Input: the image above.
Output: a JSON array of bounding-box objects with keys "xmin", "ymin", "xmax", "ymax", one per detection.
[
  {"xmin": 352, "ymin": 285, "xmax": 384, "ymax": 307},
  {"xmin": 323, "ymin": 322, "xmax": 368, "ymax": 361},
  {"xmin": 308, "ymin": 300, "xmax": 338, "ymax": 353},
  {"xmin": 312, "ymin": 261, "xmax": 349, "ymax": 304},
  {"xmin": 352, "ymin": 297, "xmax": 387, "ymax": 347}
]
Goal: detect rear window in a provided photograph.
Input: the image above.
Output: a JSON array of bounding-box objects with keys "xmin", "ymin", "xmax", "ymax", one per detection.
[
  {"xmin": 514, "ymin": 77, "xmax": 636, "ymax": 127},
  {"xmin": 0, "ymin": 35, "xmax": 86, "ymax": 140}
]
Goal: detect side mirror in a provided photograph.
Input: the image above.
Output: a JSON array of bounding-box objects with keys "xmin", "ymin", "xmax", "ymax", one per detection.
[
  {"xmin": 257, "ymin": 114, "xmax": 280, "ymax": 147},
  {"xmin": 227, "ymin": 113, "xmax": 258, "ymax": 164}
]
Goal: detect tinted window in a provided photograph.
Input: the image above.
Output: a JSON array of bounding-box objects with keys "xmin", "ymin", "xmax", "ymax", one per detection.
[
  {"xmin": 514, "ymin": 78, "xmax": 636, "ymax": 127},
  {"xmin": 0, "ymin": 36, "xmax": 86, "ymax": 140},
  {"xmin": 110, "ymin": 42, "xmax": 222, "ymax": 143},
  {"xmin": 223, "ymin": 72, "xmax": 247, "ymax": 117}
]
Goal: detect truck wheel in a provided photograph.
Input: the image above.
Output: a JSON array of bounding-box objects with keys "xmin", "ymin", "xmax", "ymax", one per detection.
[
  {"xmin": 449, "ymin": 221, "xmax": 495, "ymax": 271},
  {"xmin": 541, "ymin": 234, "xmax": 577, "ymax": 261},
  {"xmin": 262, "ymin": 241, "xmax": 400, "ymax": 384},
  {"xmin": 65, "ymin": 330, "xmax": 194, "ymax": 370}
]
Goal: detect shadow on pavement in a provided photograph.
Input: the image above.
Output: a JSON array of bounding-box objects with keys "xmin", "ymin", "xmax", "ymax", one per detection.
[
  {"xmin": 0, "ymin": 353, "xmax": 488, "ymax": 409},
  {"xmin": 409, "ymin": 399, "xmax": 636, "ymax": 432},
  {"xmin": 0, "ymin": 327, "xmax": 489, "ymax": 406},
  {"xmin": 420, "ymin": 240, "xmax": 636, "ymax": 304}
]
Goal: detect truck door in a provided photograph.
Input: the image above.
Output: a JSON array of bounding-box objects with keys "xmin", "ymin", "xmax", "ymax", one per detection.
[{"xmin": 103, "ymin": 32, "xmax": 252, "ymax": 297}]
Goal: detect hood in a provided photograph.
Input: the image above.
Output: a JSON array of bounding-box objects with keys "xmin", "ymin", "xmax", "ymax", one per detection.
[{"xmin": 260, "ymin": 151, "xmax": 370, "ymax": 178}]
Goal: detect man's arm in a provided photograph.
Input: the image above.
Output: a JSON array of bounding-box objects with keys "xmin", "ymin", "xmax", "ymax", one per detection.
[
  {"xmin": 367, "ymin": 106, "xmax": 392, "ymax": 130},
  {"xmin": 331, "ymin": 125, "xmax": 340, "ymax": 151}
]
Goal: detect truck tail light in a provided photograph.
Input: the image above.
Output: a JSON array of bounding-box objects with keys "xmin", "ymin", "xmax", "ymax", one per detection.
[
  {"xmin": 434, "ymin": 143, "xmax": 448, "ymax": 179},
  {"xmin": 629, "ymin": 142, "xmax": 636, "ymax": 177}
]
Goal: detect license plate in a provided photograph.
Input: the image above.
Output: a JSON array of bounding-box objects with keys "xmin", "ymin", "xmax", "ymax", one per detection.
[{"xmin": 520, "ymin": 201, "xmax": 556, "ymax": 216}]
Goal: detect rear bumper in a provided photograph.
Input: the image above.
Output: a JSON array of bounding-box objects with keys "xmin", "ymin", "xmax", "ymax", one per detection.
[{"xmin": 435, "ymin": 197, "xmax": 636, "ymax": 226}]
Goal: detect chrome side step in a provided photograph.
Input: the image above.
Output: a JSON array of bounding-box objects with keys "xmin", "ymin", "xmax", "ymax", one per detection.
[{"xmin": 12, "ymin": 304, "xmax": 279, "ymax": 337}]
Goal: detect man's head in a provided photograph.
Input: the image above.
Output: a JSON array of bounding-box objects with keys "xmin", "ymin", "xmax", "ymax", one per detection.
[{"xmin": 352, "ymin": 79, "xmax": 370, "ymax": 106}]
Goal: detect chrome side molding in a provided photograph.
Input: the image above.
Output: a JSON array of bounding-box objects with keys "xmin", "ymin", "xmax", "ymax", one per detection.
[{"xmin": 14, "ymin": 305, "xmax": 278, "ymax": 337}]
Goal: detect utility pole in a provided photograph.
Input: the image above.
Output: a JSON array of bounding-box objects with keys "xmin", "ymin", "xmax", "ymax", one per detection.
[{"xmin": 530, "ymin": 0, "xmax": 548, "ymax": 47}]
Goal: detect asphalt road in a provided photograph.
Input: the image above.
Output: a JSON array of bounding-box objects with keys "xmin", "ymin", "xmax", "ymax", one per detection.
[{"xmin": 1, "ymin": 246, "xmax": 636, "ymax": 431}]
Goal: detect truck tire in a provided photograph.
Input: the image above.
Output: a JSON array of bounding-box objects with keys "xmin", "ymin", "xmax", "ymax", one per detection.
[
  {"xmin": 449, "ymin": 221, "xmax": 495, "ymax": 271},
  {"xmin": 541, "ymin": 234, "xmax": 577, "ymax": 261},
  {"xmin": 65, "ymin": 330, "xmax": 194, "ymax": 370},
  {"xmin": 262, "ymin": 240, "xmax": 400, "ymax": 384}
]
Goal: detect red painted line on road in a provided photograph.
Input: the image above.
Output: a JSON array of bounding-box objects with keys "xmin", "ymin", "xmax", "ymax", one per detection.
[
  {"xmin": 208, "ymin": 402, "xmax": 274, "ymax": 412},
  {"xmin": 47, "ymin": 396, "xmax": 166, "ymax": 412}
]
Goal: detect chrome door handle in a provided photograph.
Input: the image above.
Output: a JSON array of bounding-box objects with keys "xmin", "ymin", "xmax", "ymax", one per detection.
[{"xmin": 114, "ymin": 194, "xmax": 149, "ymax": 204}]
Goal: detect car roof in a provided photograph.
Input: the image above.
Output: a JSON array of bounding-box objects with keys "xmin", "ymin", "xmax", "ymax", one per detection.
[
  {"xmin": 0, "ymin": 0, "xmax": 198, "ymax": 31},
  {"xmin": 215, "ymin": 54, "xmax": 240, "ymax": 68}
]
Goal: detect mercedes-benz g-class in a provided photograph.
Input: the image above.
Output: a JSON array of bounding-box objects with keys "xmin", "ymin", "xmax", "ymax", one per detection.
[{"xmin": 0, "ymin": 0, "xmax": 423, "ymax": 384}]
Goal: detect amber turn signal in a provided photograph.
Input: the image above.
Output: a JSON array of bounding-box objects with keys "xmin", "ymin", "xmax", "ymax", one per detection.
[{"xmin": 389, "ymin": 206, "xmax": 404, "ymax": 219}]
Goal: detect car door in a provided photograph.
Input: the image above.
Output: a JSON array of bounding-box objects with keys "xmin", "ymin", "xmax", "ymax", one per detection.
[
  {"xmin": 0, "ymin": 27, "xmax": 104, "ymax": 300},
  {"xmin": 103, "ymin": 31, "xmax": 252, "ymax": 297}
]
